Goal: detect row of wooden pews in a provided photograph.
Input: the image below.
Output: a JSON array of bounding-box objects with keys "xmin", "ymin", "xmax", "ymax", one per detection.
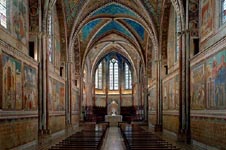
[
  {"xmin": 119, "ymin": 123, "xmax": 180, "ymax": 150},
  {"xmin": 49, "ymin": 122, "xmax": 109, "ymax": 150}
]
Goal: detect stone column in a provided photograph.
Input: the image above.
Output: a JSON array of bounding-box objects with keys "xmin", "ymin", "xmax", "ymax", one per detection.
[
  {"xmin": 92, "ymin": 83, "xmax": 95, "ymax": 106},
  {"xmin": 38, "ymin": 31, "xmax": 45, "ymax": 134},
  {"xmin": 177, "ymin": 0, "xmax": 191, "ymax": 143},
  {"xmin": 38, "ymin": 0, "xmax": 51, "ymax": 137},
  {"xmin": 65, "ymin": 62, "xmax": 72, "ymax": 126},
  {"xmin": 38, "ymin": 32, "xmax": 50, "ymax": 135},
  {"xmin": 155, "ymin": 59, "xmax": 163, "ymax": 132},
  {"xmin": 105, "ymin": 59, "xmax": 109, "ymax": 107},
  {"xmin": 132, "ymin": 83, "xmax": 135, "ymax": 106},
  {"xmin": 119, "ymin": 61, "xmax": 123, "ymax": 114},
  {"xmin": 144, "ymin": 76, "xmax": 148, "ymax": 121}
]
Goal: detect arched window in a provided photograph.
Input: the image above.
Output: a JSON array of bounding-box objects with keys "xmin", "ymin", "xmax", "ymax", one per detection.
[
  {"xmin": 222, "ymin": 0, "xmax": 226, "ymax": 24},
  {"xmin": 175, "ymin": 15, "xmax": 181, "ymax": 62},
  {"xmin": 109, "ymin": 58, "xmax": 118, "ymax": 90},
  {"xmin": 0, "ymin": 0, "xmax": 7, "ymax": 28},
  {"xmin": 95, "ymin": 62, "xmax": 102, "ymax": 89},
  {"xmin": 48, "ymin": 15, "xmax": 53, "ymax": 63},
  {"xmin": 125, "ymin": 63, "xmax": 132, "ymax": 89}
]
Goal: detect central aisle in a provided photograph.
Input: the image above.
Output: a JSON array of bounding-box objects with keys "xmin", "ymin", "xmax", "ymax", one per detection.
[{"xmin": 101, "ymin": 127, "xmax": 126, "ymax": 150}]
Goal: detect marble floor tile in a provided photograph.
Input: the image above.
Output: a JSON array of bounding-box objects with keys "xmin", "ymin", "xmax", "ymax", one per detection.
[{"xmin": 101, "ymin": 127, "xmax": 126, "ymax": 150}]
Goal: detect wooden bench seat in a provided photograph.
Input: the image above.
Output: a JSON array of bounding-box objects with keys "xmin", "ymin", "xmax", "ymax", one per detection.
[
  {"xmin": 119, "ymin": 123, "xmax": 180, "ymax": 150},
  {"xmin": 49, "ymin": 123, "xmax": 108, "ymax": 150}
]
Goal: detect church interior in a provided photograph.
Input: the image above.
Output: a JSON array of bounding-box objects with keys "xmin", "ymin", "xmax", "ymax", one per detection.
[{"xmin": 0, "ymin": 0, "xmax": 226, "ymax": 150}]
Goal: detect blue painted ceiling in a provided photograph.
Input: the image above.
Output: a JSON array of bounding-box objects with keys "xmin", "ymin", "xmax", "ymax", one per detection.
[
  {"xmin": 91, "ymin": 3, "xmax": 136, "ymax": 17},
  {"xmin": 123, "ymin": 19, "xmax": 145, "ymax": 40},
  {"xmin": 94, "ymin": 20, "xmax": 133, "ymax": 40},
  {"xmin": 82, "ymin": 19, "xmax": 102, "ymax": 40},
  {"xmin": 80, "ymin": 3, "xmax": 145, "ymax": 42}
]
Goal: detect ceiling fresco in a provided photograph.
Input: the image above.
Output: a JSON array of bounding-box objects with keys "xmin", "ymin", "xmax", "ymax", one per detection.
[
  {"xmin": 64, "ymin": 0, "xmax": 86, "ymax": 30},
  {"xmin": 91, "ymin": 3, "xmax": 137, "ymax": 17},
  {"xmin": 61, "ymin": 0, "xmax": 163, "ymax": 73},
  {"xmin": 123, "ymin": 19, "xmax": 145, "ymax": 40},
  {"xmin": 79, "ymin": 3, "xmax": 146, "ymax": 43},
  {"xmin": 93, "ymin": 20, "xmax": 134, "ymax": 41},
  {"xmin": 81, "ymin": 19, "xmax": 102, "ymax": 40}
]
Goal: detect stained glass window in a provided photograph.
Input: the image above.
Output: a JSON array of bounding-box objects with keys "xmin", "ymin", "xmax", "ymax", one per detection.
[
  {"xmin": 0, "ymin": 0, "xmax": 7, "ymax": 28},
  {"xmin": 95, "ymin": 62, "xmax": 102, "ymax": 89},
  {"xmin": 125, "ymin": 63, "xmax": 132, "ymax": 89},
  {"xmin": 109, "ymin": 58, "xmax": 118, "ymax": 90}
]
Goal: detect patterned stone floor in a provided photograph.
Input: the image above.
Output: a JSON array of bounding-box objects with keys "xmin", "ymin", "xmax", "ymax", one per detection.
[{"xmin": 101, "ymin": 127, "xmax": 126, "ymax": 150}]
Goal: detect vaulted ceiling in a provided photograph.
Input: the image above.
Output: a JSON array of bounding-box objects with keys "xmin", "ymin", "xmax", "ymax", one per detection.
[{"xmin": 61, "ymin": 0, "xmax": 165, "ymax": 77}]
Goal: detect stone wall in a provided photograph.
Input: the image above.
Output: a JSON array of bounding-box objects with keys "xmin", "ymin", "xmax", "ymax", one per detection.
[
  {"xmin": 161, "ymin": 71, "xmax": 179, "ymax": 134},
  {"xmin": 163, "ymin": 114, "xmax": 179, "ymax": 133},
  {"xmin": 49, "ymin": 116, "xmax": 66, "ymax": 134},
  {"xmin": 72, "ymin": 115, "xmax": 80, "ymax": 127},
  {"xmin": 0, "ymin": 25, "xmax": 38, "ymax": 149},
  {"xmin": 189, "ymin": 44, "xmax": 226, "ymax": 148},
  {"xmin": 0, "ymin": 1, "xmax": 70, "ymax": 149},
  {"xmin": 0, "ymin": 118, "xmax": 38, "ymax": 149},
  {"xmin": 191, "ymin": 116, "xmax": 226, "ymax": 149},
  {"xmin": 148, "ymin": 113, "xmax": 156, "ymax": 126},
  {"xmin": 95, "ymin": 94, "xmax": 133, "ymax": 107}
]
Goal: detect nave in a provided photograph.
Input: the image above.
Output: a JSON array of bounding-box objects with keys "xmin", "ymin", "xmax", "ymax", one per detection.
[{"xmin": 1, "ymin": 1, "xmax": 226, "ymax": 149}]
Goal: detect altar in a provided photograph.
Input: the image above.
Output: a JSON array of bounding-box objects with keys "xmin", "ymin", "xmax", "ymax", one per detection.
[
  {"xmin": 105, "ymin": 115, "xmax": 122, "ymax": 126},
  {"xmin": 105, "ymin": 100, "xmax": 122, "ymax": 126}
]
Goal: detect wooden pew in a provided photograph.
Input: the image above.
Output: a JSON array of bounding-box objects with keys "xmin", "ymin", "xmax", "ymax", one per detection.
[
  {"xmin": 49, "ymin": 123, "xmax": 108, "ymax": 150},
  {"xmin": 119, "ymin": 123, "xmax": 180, "ymax": 150}
]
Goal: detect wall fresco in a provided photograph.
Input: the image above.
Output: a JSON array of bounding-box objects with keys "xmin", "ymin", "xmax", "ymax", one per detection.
[
  {"xmin": 1, "ymin": 53, "xmax": 22, "ymax": 110},
  {"xmin": 163, "ymin": 83, "xmax": 168, "ymax": 110},
  {"xmin": 163, "ymin": 75, "xmax": 179, "ymax": 110},
  {"xmin": 23, "ymin": 64, "xmax": 37, "ymax": 110},
  {"xmin": 10, "ymin": 0, "xmax": 29, "ymax": 45},
  {"xmin": 189, "ymin": 0, "xmax": 199, "ymax": 37},
  {"xmin": 29, "ymin": 0, "xmax": 39, "ymax": 32},
  {"xmin": 191, "ymin": 64, "xmax": 205, "ymax": 109},
  {"xmin": 53, "ymin": 6, "xmax": 61, "ymax": 68},
  {"xmin": 206, "ymin": 50, "xmax": 226, "ymax": 108},
  {"xmin": 167, "ymin": 6, "xmax": 176, "ymax": 68},
  {"xmin": 148, "ymin": 86, "xmax": 156, "ymax": 111},
  {"xmin": 48, "ymin": 78, "xmax": 65, "ymax": 111},
  {"xmin": 200, "ymin": 0, "xmax": 213, "ymax": 42},
  {"xmin": 72, "ymin": 90, "xmax": 79, "ymax": 111}
]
